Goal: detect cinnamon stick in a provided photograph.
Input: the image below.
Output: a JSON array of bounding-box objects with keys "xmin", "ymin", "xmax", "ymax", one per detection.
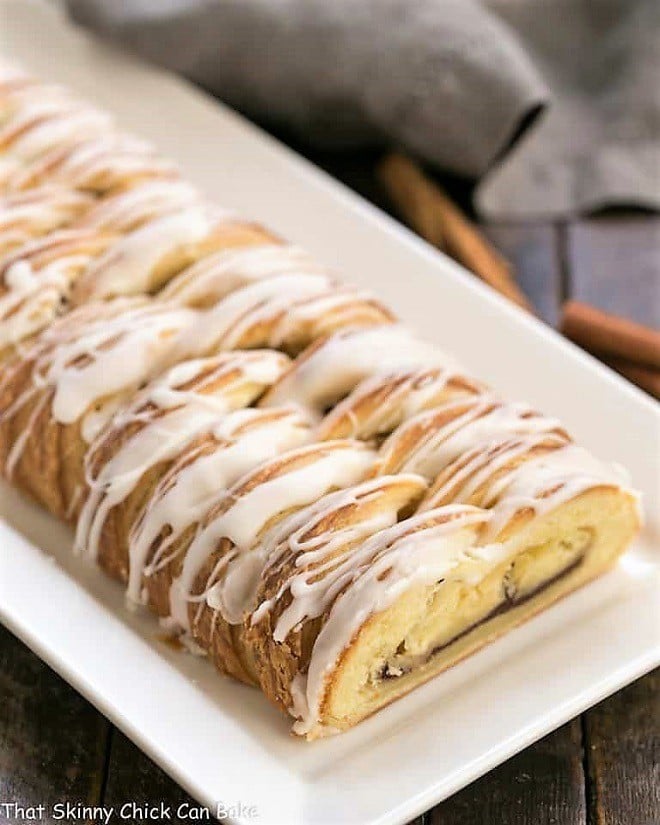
[
  {"xmin": 561, "ymin": 301, "xmax": 660, "ymax": 370},
  {"xmin": 378, "ymin": 152, "xmax": 533, "ymax": 312},
  {"xmin": 604, "ymin": 357, "xmax": 660, "ymax": 400}
]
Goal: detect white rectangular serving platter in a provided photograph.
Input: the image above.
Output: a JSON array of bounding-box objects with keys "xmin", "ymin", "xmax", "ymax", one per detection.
[{"xmin": 1, "ymin": 3, "xmax": 659, "ymax": 824}]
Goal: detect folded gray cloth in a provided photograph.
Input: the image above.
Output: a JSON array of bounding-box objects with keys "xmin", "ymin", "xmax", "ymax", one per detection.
[
  {"xmin": 66, "ymin": 0, "xmax": 660, "ymax": 219},
  {"xmin": 477, "ymin": 0, "xmax": 660, "ymax": 219}
]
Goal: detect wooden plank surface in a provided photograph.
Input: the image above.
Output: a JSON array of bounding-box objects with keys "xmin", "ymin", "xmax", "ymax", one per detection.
[
  {"xmin": 484, "ymin": 224, "xmax": 562, "ymax": 326},
  {"xmin": 567, "ymin": 217, "xmax": 660, "ymax": 328},
  {"xmin": 430, "ymin": 721, "xmax": 586, "ymax": 825},
  {"xmin": 102, "ymin": 730, "xmax": 199, "ymax": 824},
  {"xmin": 0, "ymin": 624, "xmax": 109, "ymax": 824},
  {"xmin": 584, "ymin": 671, "xmax": 660, "ymax": 825},
  {"xmin": 565, "ymin": 214, "xmax": 659, "ymax": 825}
]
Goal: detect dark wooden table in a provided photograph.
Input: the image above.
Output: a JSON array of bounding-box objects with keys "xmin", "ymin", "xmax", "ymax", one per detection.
[{"xmin": 0, "ymin": 147, "xmax": 658, "ymax": 825}]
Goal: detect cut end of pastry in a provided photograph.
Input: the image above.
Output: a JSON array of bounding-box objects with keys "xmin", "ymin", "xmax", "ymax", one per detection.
[{"xmin": 298, "ymin": 487, "xmax": 639, "ymax": 739}]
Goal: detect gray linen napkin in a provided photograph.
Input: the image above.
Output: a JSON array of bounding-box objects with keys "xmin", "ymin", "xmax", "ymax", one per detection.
[
  {"xmin": 477, "ymin": 0, "xmax": 660, "ymax": 219},
  {"xmin": 65, "ymin": 0, "xmax": 659, "ymax": 219}
]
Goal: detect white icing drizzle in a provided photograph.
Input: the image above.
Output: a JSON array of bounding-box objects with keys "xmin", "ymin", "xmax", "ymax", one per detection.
[
  {"xmin": 1, "ymin": 102, "xmax": 112, "ymax": 162},
  {"xmin": 75, "ymin": 204, "xmax": 227, "ymax": 301},
  {"xmin": 266, "ymin": 286, "xmax": 386, "ymax": 348},
  {"xmin": 318, "ymin": 366, "xmax": 477, "ymax": 440},
  {"xmin": 0, "ymin": 186, "xmax": 92, "ymax": 251},
  {"xmin": 169, "ymin": 441, "xmax": 375, "ymax": 630},
  {"xmin": 128, "ymin": 406, "xmax": 312, "ymax": 605},
  {"xmin": 75, "ymin": 180, "xmax": 200, "ymax": 233},
  {"xmin": 263, "ymin": 325, "xmax": 457, "ymax": 413},
  {"xmin": 415, "ymin": 426, "xmax": 637, "ymax": 540},
  {"xmin": 161, "ymin": 244, "xmax": 325, "ymax": 307},
  {"xmin": 0, "ymin": 258, "xmax": 71, "ymax": 347},
  {"xmin": 1, "ymin": 88, "xmax": 81, "ymax": 136},
  {"xmin": 80, "ymin": 394, "xmax": 125, "ymax": 444},
  {"xmin": 0, "ymin": 86, "xmax": 113, "ymax": 186},
  {"xmin": 0, "ymin": 229, "xmax": 111, "ymax": 347},
  {"xmin": 422, "ymin": 433, "xmax": 564, "ymax": 508},
  {"xmin": 0, "ymin": 83, "xmax": 74, "ymax": 124},
  {"xmin": 474, "ymin": 443, "xmax": 637, "ymax": 541},
  {"xmin": 0, "ymin": 227, "xmax": 106, "ymax": 274},
  {"xmin": 0, "ymin": 302, "xmax": 196, "ymax": 480},
  {"xmin": 50, "ymin": 133, "xmax": 175, "ymax": 185},
  {"xmin": 0, "ymin": 61, "xmax": 31, "ymax": 91},
  {"xmin": 286, "ymin": 505, "xmax": 490, "ymax": 735},
  {"xmin": 218, "ymin": 474, "xmax": 427, "ymax": 628},
  {"xmin": 180, "ymin": 272, "xmax": 335, "ymax": 354},
  {"xmin": 8, "ymin": 133, "xmax": 178, "ymax": 192},
  {"xmin": 383, "ymin": 396, "xmax": 564, "ymax": 481},
  {"xmin": 75, "ymin": 350, "xmax": 291, "ymax": 561}
]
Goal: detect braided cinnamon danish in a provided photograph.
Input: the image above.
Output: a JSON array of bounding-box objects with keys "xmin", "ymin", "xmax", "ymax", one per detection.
[{"xmin": 0, "ymin": 62, "xmax": 641, "ymax": 739}]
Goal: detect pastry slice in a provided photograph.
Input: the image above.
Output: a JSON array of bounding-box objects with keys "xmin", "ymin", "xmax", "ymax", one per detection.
[
  {"xmin": 73, "ymin": 179, "xmax": 201, "ymax": 233},
  {"xmin": 76, "ymin": 350, "xmax": 294, "ymax": 577},
  {"xmin": 246, "ymin": 455, "xmax": 638, "ymax": 738},
  {"xmin": 127, "ymin": 406, "xmax": 313, "ymax": 614},
  {"xmin": 167, "ymin": 440, "xmax": 376, "ymax": 682},
  {"xmin": 159, "ymin": 244, "xmax": 324, "ymax": 308},
  {"xmin": 0, "ymin": 83, "xmax": 112, "ymax": 185},
  {"xmin": 317, "ymin": 366, "xmax": 485, "ymax": 442},
  {"xmin": 71, "ymin": 203, "xmax": 275, "ymax": 304},
  {"xmin": 5, "ymin": 133, "xmax": 179, "ymax": 193},
  {"xmin": 0, "ymin": 298, "xmax": 196, "ymax": 516},
  {"xmin": 0, "ymin": 228, "xmax": 116, "ymax": 355},
  {"xmin": 0, "ymin": 186, "xmax": 93, "ymax": 257},
  {"xmin": 176, "ymin": 272, "xmax": 393, "ymax": 357},
  {"xmin": 261, "ymin": 324, "xmax": 455, "ymax": 416},
  {"xmin": 244, "ymin": 483, "xmax": 485, "ymax": 737}
]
